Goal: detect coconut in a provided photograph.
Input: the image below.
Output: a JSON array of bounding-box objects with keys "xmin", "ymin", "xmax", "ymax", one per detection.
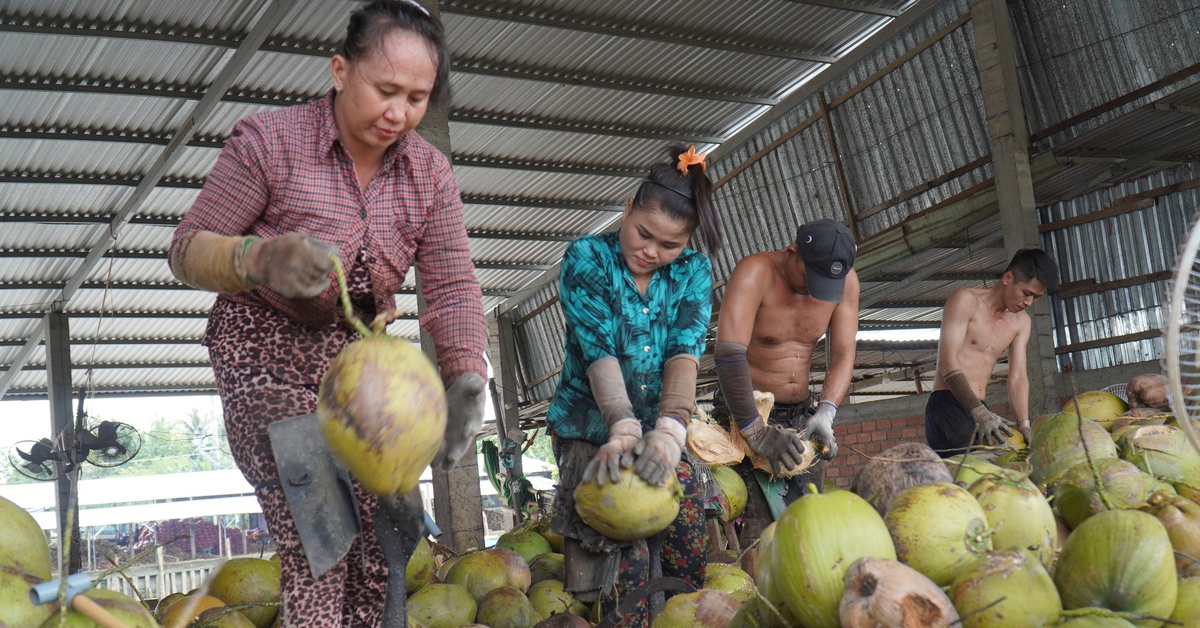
[
  {"xmin": 884, "ymin": 482, "xmax": 991, "ymax": 586},
  {"xmin": 529, "ymin": 517, "xmax": 565, "ymax": 554},
  {"xmin": 944, "ymin": 454, "xmax": 1006, "ymax": 490},
  {"xmin": 949, "ymin": 550, "xmax": 1061, "ymax": 627},
  {"xmin": 1053, "ymin": 509, "xmax": 1177, "ymax": 625},
  {"xmin": 710, "ymin": 465, "xmax": 748, "ymax": 520},
  {"xmin": 728, "ymin": 391, "xmax": 818, "ymax": 477},
  {"xmin": 408, "ymin": 583, "xmax": 478, "ymax": 628},
  {"xmin": 407, "ymin": 537, "xmax": 434, "ymax": 593},
  {"xmin": 1117, "ymin": 425, "xmax": 1200, "ymax": 481},
  {"xmin": 444, "ymin": 547, "xmax": 532, "ymax": 602},
  {"xmin": 1053, "ymin": 612, "xmax": 1137, "ymax": 627},
  {"xmin": 194, "ymin": 606, "xmax": 258, "ymax": 628},
  {"xmin": 838, "ymin": 557, "xmax": 958, "ymax": 628},
  {"xmin": 751, "ymin": 522, "xmax": 799, "ymax": 628},
  {"xmin": 727, "ymin": 599, "xmax": 769, "ymax": 628},
  {"xmin": 1176, "ymin": 479, "xmax": 1200, "ymax": 502},
  {"xmin": 317, "ymin": 334, "xmax": 447, "ymax": 496},
  {"xmin": 1052, "ymin": 458, "xmax": 1152, "ymax": 529},
  {"xmin": 1028, "ymin": 413, "xmax": 1117, "ymax": 488},
  {"xmin": 969, "ymin": 470, "xmax": 1057, "ymax": 567},
  {"xmin": 773, "ymin": 488, "xmax": 897, "ymax": 628},
  {"xmin": 159, "ymin": 594, "xmax": 226, "ymax": 627},
  {"xmin": 1171, "ymin": 576, "xmax": 1200, "ymax": 627},
  {"xmin": 0, "ymin": 566, "xmax": 52, "ymax": 627},
  {"xmin": 686, "ymin": 417, "xmax": 746, "ymax": 466},
  {"xmin": 1062, "ymin": 391, "xmax": 1130, "ymax": 430},
  {"xmin": 496, "ymin": 529, "xmax": 552, "ymax": 564},
  {"xmin": 573, "ymin": 466, "xmax": 681, "ymax": 541},
  {"xmin": 435, "ymin": 553, "xmax": 463, "ymax": 581},
  {"xmin": 155, "ymin": 591, "xmax": 186, "ymax": 620},
  {"xmin": 46, "ymin": 588, "xmax": 158, "ymax": 628},
  {"xmin": 533, "ymin": 614, "xmax": 591, "ymax": 628},
  {"xmin": 526, "ymin": 579, "xmax": 587, "ymax": 619},
  {"xmin": 650, "ymin": 589, "xmax": 740, "ymax": 628},
  {"xmin": 207, "ymin": 557, "xmax": 281, "ymax": 627},
  {"xmin": 0, "ymin": 494, "xmax": 52, "ymax": 580},
  {"xmin": 527, "ymin": 553, "xmax": 564, "ymax": 585},
  {"xmin": 851, "ymin": 442, "xmax": 953, "ymax": 516},
  {"xmin": 703, "ymin": 564, "xmax": 755, "ymax": 603},
  {"xmin": 1128, "ymin": 374, "xmax": 1172, "ymax": 412},
  {"xmin": 1139, "ymin": 491, "xmax": 1200, "ymax": 576},
  {"xmin": 476, "ymin": 585, "xmax": 541, "ymax": 628}
]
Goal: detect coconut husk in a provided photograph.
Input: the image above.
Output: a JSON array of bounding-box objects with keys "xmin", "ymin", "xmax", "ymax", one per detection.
[
  {"xmin": 1117, "ymin": 424, "xmax": 1200, "ymax": 481},
  {"xmin": 691, "ymin": 392, "xmax": 817, "ymax": 477},
  {"xmin": 1108, "ymin": 409, "xmax": 1171, "ymax": 432},
  {"xmin": 839, "ymin": 557, "xmax": 959, "ymax": 628},
  {"xmin": 1052, "ymin": 458, "xmax": 1152, "ymax": 529},
  {"xmin": 850, "ymin": 442, "xmax": 952, "ymax": 516},
  {"xmin": 1127, "ymin": 373, "xmax": 1172, "ymax": 412},
  {"xmin": 1140, "ymin": 491, "xmax": 1200, "ymax": 576}
]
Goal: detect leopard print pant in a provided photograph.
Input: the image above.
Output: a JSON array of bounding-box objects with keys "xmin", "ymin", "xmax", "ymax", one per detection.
[{"xmin": 208, "ymin": 256, "xmax": 389, "ymax": 627}]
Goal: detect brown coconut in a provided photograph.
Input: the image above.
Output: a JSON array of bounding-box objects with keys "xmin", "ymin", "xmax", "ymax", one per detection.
[
  {"xmin": 839, "ymin": 557, "xmax": 959, "ymax": 628},
  {"xmin": 687, "ymin": 409, "xmax": 746, "ymax": 466},
  {"xmin": 728, "ymin": 391, "xmax": 817, "ymax": 477},
  {"xmin": 534, "ymin": 614, "xmax": 591, "ymax": 628},
  {"xmin": 1127, "ymin": 374, "xmax": 1172, "ymax": 412},
  {"xmin": 851, "ymin": 442, "xmax": 953, "ymax": 516},
  {"xmin": 651, "ymin": 589, "xmax": 740, "ymax": 628}
]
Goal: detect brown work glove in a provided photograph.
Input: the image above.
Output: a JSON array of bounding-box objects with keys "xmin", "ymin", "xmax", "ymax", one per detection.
[
  {"xmin": 245, "ymin": 233, "xmax": 338, "ymax": 299},
  {"xmin": 740, "ymin": 417, "xmax": 807, "ymax": 473},
  {"xmin": 970, "ymin": 405, "xmax": 1015, "ymax": 446}
]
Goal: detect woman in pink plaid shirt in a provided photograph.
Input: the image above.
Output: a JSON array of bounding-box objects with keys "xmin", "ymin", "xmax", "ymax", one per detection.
[{"xmin": 168, "ymin": 1, "xmax": 487, "ymax": 624}]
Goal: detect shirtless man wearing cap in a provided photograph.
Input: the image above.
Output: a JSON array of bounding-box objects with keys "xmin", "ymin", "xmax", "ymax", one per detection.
[
  {"xmin": 713, "ymin": 219, "xmax": 859, "ymax": 537},
  {"xmin": 926, "ymin": 248, "xmax": 1060, "ymax": 457}
]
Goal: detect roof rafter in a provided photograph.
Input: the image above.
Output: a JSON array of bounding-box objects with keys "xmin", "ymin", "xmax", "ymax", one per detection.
[
  {"xmin": 776, "ymin": 0, "xmax": 904, "ymax": 18},
  {"xmin": 0, "ymin": 248, "xmax": 553, "ymax": 271},
  {"xmin": 0, "ymin": 281, "xmax": 516, "ymax": 298}
]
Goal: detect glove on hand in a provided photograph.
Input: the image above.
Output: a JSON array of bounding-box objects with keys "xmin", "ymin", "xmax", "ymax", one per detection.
[
  {"xmin": 801, "ymin": 401, "xmax": 838, "ymax": 461},
  {"xmin": 633, "ymin": 417, "xmax": 686, "ymax": 487},
  {"xmin": 740, "ymin": 417, "xmax": 806, "ymax": 473},
  {"xmin": 245, "ymin": 233, "xmax": 338, "ymax": 298},
  {"xmin": 582, "ymin": 418, "xmax": 642, "ymax": 486},
  {"xmin": 433, "ymin": 373, "xmax": 487, "ymax": 471},
  {"xmin": 1017, "ymin": 419, "xmax": 1031, "ymax": 443},
  {"xmin": 970, "ymin": 406, "xmax": 1015, "ymax": 447}
]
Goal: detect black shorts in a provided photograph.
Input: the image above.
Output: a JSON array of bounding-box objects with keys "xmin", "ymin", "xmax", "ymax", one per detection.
[{"xmin": 924, "ymin": 390, "xmax": 982, "ymax": 458}]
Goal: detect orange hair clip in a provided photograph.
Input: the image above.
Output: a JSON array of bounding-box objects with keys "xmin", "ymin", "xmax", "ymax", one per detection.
[{"xmin": 676, "ymin": 145, "xmax": 707, "ymax": 176}]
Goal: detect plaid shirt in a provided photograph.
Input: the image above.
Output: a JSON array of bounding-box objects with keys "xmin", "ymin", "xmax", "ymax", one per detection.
[{"xmin": 172, "ymin": 92, "xmax": 487, "ymax": 383}]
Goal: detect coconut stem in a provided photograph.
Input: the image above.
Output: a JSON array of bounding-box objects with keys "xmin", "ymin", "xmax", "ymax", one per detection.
[
  {"xmin": 330, "ymin": 254, "xmax": 373, "ymax": 338},
  {"xmin": 1067, "ymin": 385, "xmax": 1116, "ymax": 511}
]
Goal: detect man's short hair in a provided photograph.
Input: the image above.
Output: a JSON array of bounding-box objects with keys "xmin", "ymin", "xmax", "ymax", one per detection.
[{"xmin": 1006, "ymin": 248, "xmax": 1060, "ymax": 291}]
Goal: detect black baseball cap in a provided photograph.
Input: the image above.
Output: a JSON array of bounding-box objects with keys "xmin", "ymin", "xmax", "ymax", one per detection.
[{"xmin": 796, "ymin": 219, "xmax": 857, "ymax": 303}]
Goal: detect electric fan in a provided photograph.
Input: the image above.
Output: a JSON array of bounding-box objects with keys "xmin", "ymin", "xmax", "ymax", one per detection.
[
  {"xmin": 1164, "ymin": 212, "xmax": 1200, "ymax": 455},
  {"xmin": 79, "ymin": 421, "xmax": 142, "ymax": 467},
  {"xmin": 8, "ymin": 439, "xmax": 62, "ymax": 481}
]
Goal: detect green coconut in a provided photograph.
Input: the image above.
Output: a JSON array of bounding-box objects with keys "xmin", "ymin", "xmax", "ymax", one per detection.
[
  {"xmin": 851, "ymin": 442, "xmax": 952, "ymax": 516},
  {"xmin": 728, "ymin": 598, "xmax": 769, "ymax": 628},
  {"xmin": 407, "ymin": 537, "xmax": 435, "ymax": 593},
  {"xmin": 533, "ymin": 613, "xmax": 590, "ymax": 628},
  {"xmin": 949, "ymin": 550, "xmax": 1061, "ymax": 627},
  {"xmin": 1062, "ymin": 391, "xmax": 1130, "ymax": 430},
  {"xmin": 38, "ymin": 587, "xmax": 159, "ymax": 628},
  {"xmin": 650, "ymin": 589, "xmax": 740, "ymax": 628},
  {"xmin": 944, "ymin": 454, "xmax": 1006, "ymax": 490},
  {"xmin": 1052, "ymin": 458, "xmax": 1152, "ymax": 529},
  {"xmin": 476, "ymin": 585, "xmax": 541, "ymax": 628},
  {"xmin": 435, "ymin": 553, "xmax": 463, "ymax": 581},
  {"xmin": 194, "ymin": 606, "xmax": 258, "ymax": 628},
  {"xmin": 751, "ymin": 522, "xmax": 800, "ymax": 628},
  {"xmin": 1139, "ymin": 491, "xmax": 1200, "ymax": 576},
  {"xmin": 527, "ymin": 553, "xmax": 564, "ymax": 585},
  {"xmin": 1053, "ymin": 509, "xmax": 1177, "ymax": 627},
  {"xmin": 573, "ymin": 467, "xmax": 681, "ymax": 541},
  {"xmin": 969, "ymin": 470, "xmax": 1057, "ymax": 568},
  {"xmin": 496, "ymin": 529, "xmax": 553, "ymax": 564},
  {"xmin": 0, "ymin": 494, "xmax": 51, "ymax": 580},
  {"xmin": 773, "ymin": 487, "xmax": 897, "ymax": 628},
  {"xmin": 1028, "ymin": 413, "xmax": 1118, "ymax": 488},
  {"xmin": 444, "ymin": 547, "xmax": 532, "ymax": 602},
  {"xmin": 207, "ymin": 557, "xmax": 281, "ymax": 628},
  {"xmin": 838, "ymin": 557, "xmax": 959, "ymax": 627},
  {"xmin": 710, "ymin": 465, "xmax": 748, "ymax": 520},
  {"xmin": 884, "ymin": 482, "xmax": 991, "ymax": 586},
  {"xmin": 526, "ymin": 579, "xmax": 587, "ymax": 619},
  {"xmin": 407, "ymin": 583, "xmax": 478, "ymax": 628},
  {"xmin": 1117, "ymin": 425, "xmax": 1200, "ymax": 482},
  {"xmin": 155, "ymin": 591, "xmax": 186, "ymax": 621},
  {"xmin": 0, "ymin": 566, "xmax": 52, "ymax": 627},
  {"xmin": 318, "ymin": 334, "xmax": 447, "ymax": 495},
  {"xmin": 1057, "ymin": 613, "xmax": 1138, "ymax": 627},
  {"xmin": 1171, "ymin": 576, "xmax": 1200, "ymax": 627},
  {"xmin": 703, "ymin": 564, "xmax": 756, "ymax": 603}
]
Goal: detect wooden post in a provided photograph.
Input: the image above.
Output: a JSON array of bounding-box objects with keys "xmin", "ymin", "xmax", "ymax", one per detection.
[{"xmin": 970, "ymin": 0, "xmax": 1059, "ymax": 416}]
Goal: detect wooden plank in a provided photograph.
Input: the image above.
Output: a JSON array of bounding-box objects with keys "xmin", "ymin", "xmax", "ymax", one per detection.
[
  {"xmin": 819, "ymin": 91, "xmax": 860, "ymax": 240},
  {"xmin": 1038, "ymin": 198, "xmax": 1155, "ymax": 233},
  {"xmin": 856, "ymin": 155, "xmax": 991, "ymax": 222},
  {"xmin": 1055, "ymin": 329, "xmax": 1162, "ymax": 355},
  {"xmin": 513, "ymin": 294, "xmax": 560, "ymax": 326},
  {"xmin": 1056, "ymin": 270, "xmax": 1173, "ymax": 299},
  {"xmin": 714, "ymin": 110, "xmax": 822, "ymax": 190}
]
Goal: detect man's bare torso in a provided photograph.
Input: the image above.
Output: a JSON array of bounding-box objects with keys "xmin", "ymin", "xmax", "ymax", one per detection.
[
  {"xmin": 933, "ymin": 287, "xmax": 1027, "ymax": 399},
  {"xmin": 746, "ymin": 251, "xmax": 838, "ymax": 404}
]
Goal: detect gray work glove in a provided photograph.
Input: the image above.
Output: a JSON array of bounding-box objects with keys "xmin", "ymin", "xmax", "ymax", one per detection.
[
  {"xmin": 740, "ymin": 417, "xmax": 806, "ymax": 473},
  {"xmin": 1017, "ymin": 418, "xmax": 1031, "ymax": 443},
  {"xmin": 800, "ymin": 401, "xmax": 838, "ymax": 461},
  {"xmin": 970, "ymin": 405, "xmax": 1015, "ymax": 447},
  {"xmin": 633, "ymin": 417, "xmax": 686, "ymax": 487},
  {"xmin": 245, "ymin": 233, "xmax": 338, "ymax": 298},
  {"xmin": 433, "ymin": 373, "xmax": 487, "ymax": 471},
  {"xmin": 582, "ymin": 418, "xmax": 641, "ymax": 486}
]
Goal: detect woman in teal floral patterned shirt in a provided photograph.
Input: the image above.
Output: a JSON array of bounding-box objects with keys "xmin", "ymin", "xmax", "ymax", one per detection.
[{"xmin": 547, "ymin": 146, "xmax": 722, "ymax": 626}]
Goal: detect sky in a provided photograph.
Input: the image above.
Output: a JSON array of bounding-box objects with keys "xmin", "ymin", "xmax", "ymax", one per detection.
[{"xmin": 1, "ymin": 394, "xmax": 224, "ymax": 450}]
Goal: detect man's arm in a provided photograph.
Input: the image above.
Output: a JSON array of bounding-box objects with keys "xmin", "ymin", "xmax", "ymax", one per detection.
[
  {"xmin": 1007, "ymin": 315, "xmax": 1033, "ymax": 438},
  {"xmin": 820, "ymin": 269, "xmax": 859, "ymax": 405}
]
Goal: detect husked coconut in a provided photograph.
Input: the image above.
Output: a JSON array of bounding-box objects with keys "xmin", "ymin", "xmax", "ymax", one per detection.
[
  {"xmin": 839, "ymin": 557, "xmax": 958, "ymax": 628},
  {"xmin": 851, "ymin": 442, "xmax": 952, "ymax": 516},
  {"xmin": 1127, "ymin": 374, "xmax": 1172, "ymax": 413}
]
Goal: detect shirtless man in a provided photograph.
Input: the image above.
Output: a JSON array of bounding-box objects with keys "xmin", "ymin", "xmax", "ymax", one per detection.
[
  {"xmin": 714, "ymin": 219, "xmax": 859, "ymax": 527},
  {"xmin": 926, "ymin": 248, "xmax": 1060, "ymax": 457}
]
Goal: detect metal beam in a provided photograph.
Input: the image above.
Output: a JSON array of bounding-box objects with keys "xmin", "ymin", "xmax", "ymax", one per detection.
[
  {"xmin": 0, "ymin": 124, "xmax": 226, "ymax": 148},
  {"xmin": 859, "ymin": 232, "xmax": 1004, "ymax": 309},
  {"xmin": 0, "ymin": 281, "xmax": 514, "ymax": 298},
  {"xmin": 0, "ymin": 0, "xmax": 297, "ymax": 402},
  {"xmin": 45, "ymin": 310, "xmax": 80, "ymax": 572},
  {"xmin": 452, "ymin": 155, "xmax": 642, "ymax": 178},
  {"xmin": 0, "ymin": 310, "xmax": 211, "ymax": 320},
  {"xmin": 3, "ymin": 361, "xmax": 213, "ymax": 372},
  {"xmin": 776, "ymin": 0, "xmax": 904, "ymax": 17},
  {"xmin": 0, "ymin": 337, "xmax": 204, "ymax": 347},
  {"xmin": 439, "ymin": 1, "xmax": 837, "ymax": 63},
  {"xmin": 449, "ymin": 109, "xmax": 725, "ymax": 144}
]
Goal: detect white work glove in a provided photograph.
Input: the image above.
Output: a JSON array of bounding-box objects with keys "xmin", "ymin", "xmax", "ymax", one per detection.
[
  {"xmin": 245, "ymin": 233, "xmax": 338, "ymax": 298},
  {"xmin": 582, "ymin": 418, "xmax": 642, "ymax": 486},
  {"xmin": 800, "ymin": 400, "xmax": 838, "ymax": 461},
  {"xmin": 433, "ymin": 373, "xmax": 487, "ymax": 470},
  {"xmin": 633, "ymin": 417, "xmax": 686, "ymax": 487},
  {"xmin": 970, "ymin": 405, "xmax": 1015, "ymax": 447}
]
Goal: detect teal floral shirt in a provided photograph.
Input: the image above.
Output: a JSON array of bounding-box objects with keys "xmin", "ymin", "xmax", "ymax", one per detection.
[{"xmin": 547, "ymin": 232, "xmax": 713, "ymax": 444}]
